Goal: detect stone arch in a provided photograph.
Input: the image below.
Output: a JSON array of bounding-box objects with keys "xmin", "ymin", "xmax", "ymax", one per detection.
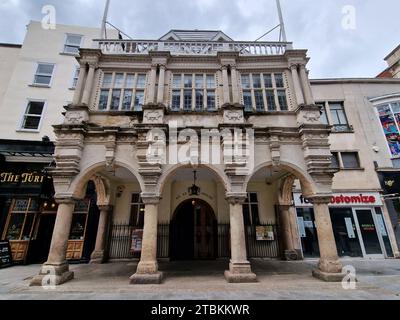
[
  {"xmin": 70, "ymin": 160, "xmax": 145, "ymax": 199},
  {"xmin": 279, "ymin": 175, "xmax": 296, "ymax": 205},
  {"xmin": 91, "ymin": 175, "xmax": 110, "ymax": 206},
  {"xmin": 156, "ymin": 163, "xmax": 231, "ymax": 196},
  {"xmin": 244, "ymin": 160, "xmax": 316, "ymax": 196}
]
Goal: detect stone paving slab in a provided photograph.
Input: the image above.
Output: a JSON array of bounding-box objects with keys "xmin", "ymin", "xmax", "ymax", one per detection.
[{"xmin": 0, "ymin": 259, "xmax": 399, "ymax": 300}]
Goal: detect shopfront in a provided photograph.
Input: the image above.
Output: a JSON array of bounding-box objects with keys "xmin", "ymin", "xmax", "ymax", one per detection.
[
  {"xmin": 0, "ymin": 140, "xmax": 99, "ymax": 265},
  {"xmin": 294, "ymin": 192, "xmax": 394, "ymax": 259}
]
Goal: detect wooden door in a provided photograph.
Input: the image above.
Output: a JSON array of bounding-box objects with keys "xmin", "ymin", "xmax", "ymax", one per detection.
[{"xmin": 194, "ymin": 204, "xmax": 215, "ymax": 259}]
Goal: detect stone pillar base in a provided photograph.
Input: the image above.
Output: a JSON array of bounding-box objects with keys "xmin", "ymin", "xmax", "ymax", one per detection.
[
  {"xmin": 130, "ymin": 272, "xmax": 163, "ymax": 284},
  {"xmin": 284, "ymin": 250, "xmax": 301, "ymax": 261},
  {"xmin": 312, "ymin": 269, "xmax": 346, "ymax": 282},
  {"xmin": 90, "ymin": 250, "xmax": 105, "ymax": 264},
  {"xmin": 30, "ymin": 263, "xmax": 74, "ymax": 287},
  {"xmin": 224, "ymin": 261, "xmax": 257, "ymax": 283}
]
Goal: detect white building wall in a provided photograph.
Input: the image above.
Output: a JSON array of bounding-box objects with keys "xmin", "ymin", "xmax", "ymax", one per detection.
[
  {"xmin": 311, "ymin": 80, "xmax": 400, "ymax": 192},
  {"xmin": 0, "ymin": 21, "xmax": 118, "ymax": 141},
  {"xmin": 0, "ymin": 45, "xmax": 21, "ymax": 106}
]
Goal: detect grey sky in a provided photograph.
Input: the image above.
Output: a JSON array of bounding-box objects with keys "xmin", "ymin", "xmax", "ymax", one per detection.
[{"xmin": 0, "ymin": 0, "xmax": 398, "ymax": 78}]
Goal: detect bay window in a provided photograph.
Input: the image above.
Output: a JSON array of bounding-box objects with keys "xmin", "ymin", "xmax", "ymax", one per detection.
[
  {"xmin": 240, "ymin": 72, "xmax": 288, "ymax": 112},
  {"xmin": 98, "ymin": 72, "xmax": 147, "ymax": 111},
  {"xmin": 171, "ymin": 73, "xmax": 217, "ymax": 111}
]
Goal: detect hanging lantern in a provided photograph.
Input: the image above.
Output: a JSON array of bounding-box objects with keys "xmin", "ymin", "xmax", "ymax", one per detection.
[{"xmin": 188, "ymin": 170, "xmax": 201, "ymax": 196}]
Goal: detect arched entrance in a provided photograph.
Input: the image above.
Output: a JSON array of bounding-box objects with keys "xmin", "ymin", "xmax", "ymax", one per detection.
[{"xmin": 170, "ymin": 199, "xmax": 217, "ymax": 260}]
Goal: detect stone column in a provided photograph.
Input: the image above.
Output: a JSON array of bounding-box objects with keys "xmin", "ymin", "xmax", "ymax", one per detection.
[
  {"xmin": 299, "ymin": 64, "xmax": 315, "ymax": 105},
  {"xmin": 221, "ymin": 66, "xmax": 231, "ymax": 105},
  {"xmin": 146, "ymin": 65, "xmax": 158, "ymax": 104},
  {"xmin": 72, "ymin": 63, "xmax": 87, "ymax": 105},
  {"xmin": 130, "ymin": 196, "xmax": 163, "ymax": 284},
  {"xmin": 279, "ymin": 205, "xmax": 297, "ymax": 259},
  {"xmin": 156, "ymin": 64, "xmax": 166, "ymax": 104},
  {"xmin": 290, "ymin": 64, "xmax": 305, "ymax": 106},
  {"xmin": 90, "ymin": 205, "xmax": 112, "ymax": 264},
  {"xmin": 30, "ymin": 199, "xmax": 75, "ymax": 286},
  {"xmin": 311, "ymin": 196, "xmax": 344, "ymax": 282},
  {"xmin": 224, "ymin": 195, "xmax": 257, "ymax": 283},
  {"xmin": 230, "ymin": 66, "xmax": 240, "ymax": 104},
  {"xmin": 81, "ymin": 62, "xmax": 97, "ymax": 105}
]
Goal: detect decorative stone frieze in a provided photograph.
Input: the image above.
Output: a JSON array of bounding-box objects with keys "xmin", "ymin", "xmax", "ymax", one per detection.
[
  {"xmin": 63, "ymin": 105, "xmax": 90, "ymax": 125},
  {"xmin": 222, "ymin": 103, "xmax": 245, "ymax": 124},
  {"xmin": 104, "ymin": 127, "xmax": 118, "ymax": 172},
  {"xmin": 142, "ymin": 104, "xmax": 165, "ymax": 124}
]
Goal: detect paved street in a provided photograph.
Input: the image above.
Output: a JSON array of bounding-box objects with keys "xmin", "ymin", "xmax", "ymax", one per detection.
[{"xmin": 0, "ymin": 258, "xmax": 400, "ymax": 300}]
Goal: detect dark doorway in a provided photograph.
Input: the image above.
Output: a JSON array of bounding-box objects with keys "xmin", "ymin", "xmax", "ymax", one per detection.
[
  {"xmin": 170, "ymin": 199, "xmax": 217, "ymax": 260},
  {"xmin": 29, "ymin": 214, "xmax": 56, "ymax": 264}
]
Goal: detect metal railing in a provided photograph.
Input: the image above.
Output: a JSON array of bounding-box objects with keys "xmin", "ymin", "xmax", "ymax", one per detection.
[
  {"xmin": 94, "ymin": 39, "xmax": 293, "ymax": 56},
  {"xmin": 108, "ymin": 223, "xmax": 280, "ymax": 260},
  {"xmin": 245, "ymin": 225, "xmax": 280, "ymax": 259},
  {"xmin": 108, "ymin": 223, "xmax": 169, "ymax": 260},
  {"xmin": 217, "ymin": 224, "xmax": 280, "ymax": 259}
]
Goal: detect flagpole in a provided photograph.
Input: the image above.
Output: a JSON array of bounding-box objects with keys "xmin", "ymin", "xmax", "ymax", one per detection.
[
  {"xmin": 276, "ymin": 0, "xmax": 287, "ymax": 42},
  {"xmin": 100, "ymin": 0, "xmax": 111, "ymax": 39}
]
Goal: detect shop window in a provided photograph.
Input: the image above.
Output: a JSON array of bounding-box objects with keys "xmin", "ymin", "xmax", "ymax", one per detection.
[
  {"xmin": 2, "ymin": 198, "xmax": 39, "ymax": 241},
  {"xmin": 63, "ymin": 34, "xmax": 83, "ymax": 55},
  {"xmin": 240, "ymin": 73, "xmax": 288, "ymax": 112},
  {"xmin": 243, "ymin": 193, "xmax": 260, "ymax": 226},
  {"xmin": 375, "ymin": 207, "xmax": 394, "ymax": 257},
  {"xmin": 171, "ymin": 73, "xmax": 217, "ymax": 112},
  {"xmin": 98, "ymin": 72, "xmax": 147, "ymax": 111},
  {"xmin": 129, "ymin": 193, "xmax": 145, "ymax": 228},
  {"xmin": 20, "ymin": 100, "xmax": 45, "ymax": 131},
  {"xmin": 33, "ymin": 63, "xmax": 55, "ymax": 86},
  {"xmin": 341, "ymin": 152, "xmax": 360, "ymax": 169},
  {"xmin": 69, "ymin": 200, "xmax": 90, "ymax": 240},
  {"xmin": 376, "ymin": 102, "xmax": 400, "ymax": 159}
]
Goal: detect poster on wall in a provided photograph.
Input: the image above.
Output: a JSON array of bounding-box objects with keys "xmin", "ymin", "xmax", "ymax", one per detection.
[
  {"xmin": 256, "ymin": 226, "xmax": 274, "ymax": 241},
  {"xmin": 297, "ymin": 217, "xmax": 306, "ymax": 238},
  {"xmin": 131, "ymin": 230, "xmax": 143, "ymax": 253},
  {"xmin": 377, "ymin": 105, "xmax": 400, "ymax": 158}
]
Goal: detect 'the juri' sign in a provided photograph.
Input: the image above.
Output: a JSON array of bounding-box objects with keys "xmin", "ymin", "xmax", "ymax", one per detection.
[
  {"xmin": 0, "ymin": 172, "xmax": 46, "ymax": 184},
  {"xmin": 293, "ymin": 192, "xmax": 383, "ymax": 207}
]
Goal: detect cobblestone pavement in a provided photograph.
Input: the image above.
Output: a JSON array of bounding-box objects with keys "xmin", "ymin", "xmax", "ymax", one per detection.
[{"xmin": 1, "ymin": 258, "xmax": 400, "ymax": 300}]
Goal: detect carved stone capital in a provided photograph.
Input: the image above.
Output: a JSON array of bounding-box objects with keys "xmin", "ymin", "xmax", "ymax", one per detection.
[
  {"xmin": 226, "ymin": 193, "xmax": 247, "ymax": 205},
  {"xmin": 54, "ymin": 197, "xmax": 77, "ymax": 205},
  {"xmin": 141, "ymin": 194, "xmax": 161, "ymax": 205},
  {"xmin": 98, "ymin": 205, "xmax": 113, "ymax": 212}
]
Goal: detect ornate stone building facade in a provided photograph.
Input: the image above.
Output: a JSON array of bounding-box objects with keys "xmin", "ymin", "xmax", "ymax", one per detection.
[{"xmin": 31, "ymin": 30, "xmax": 346, "ymax": 285}]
